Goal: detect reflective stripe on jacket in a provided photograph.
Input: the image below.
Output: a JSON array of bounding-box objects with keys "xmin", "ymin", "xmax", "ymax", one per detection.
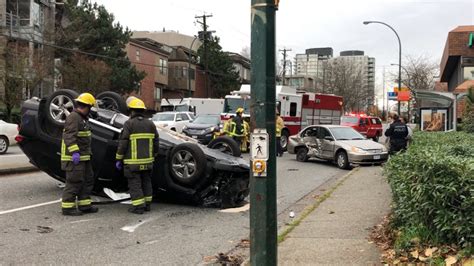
[
  {"xmin": 116, "ymin": 114, "xmax": 159, "ymax": 171},
  {"xmin": 230, "ymin": 116, "xmax": 244, "ymax": 137},
  {"xmin": 61, "ymin": 111, "xmax": 92, "ymax": 162}
]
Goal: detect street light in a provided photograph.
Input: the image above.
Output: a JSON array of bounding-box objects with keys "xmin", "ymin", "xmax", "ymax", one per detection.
[
  {"xmin": 363, "ymin": 20, "xmax": 402, "ymax": 115},
  {"xmin": 187, "ymin": 36, "xmax": 199, "ymax": 97}
]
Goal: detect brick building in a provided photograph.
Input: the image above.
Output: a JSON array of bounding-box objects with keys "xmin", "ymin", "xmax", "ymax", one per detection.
[
  {"xmin": 126, "ymin": 38, "xmax": 172, "ymax": 110},
  {"xmin": 439, "ymin": 25, "xmax": 474, "ymax": 118}
]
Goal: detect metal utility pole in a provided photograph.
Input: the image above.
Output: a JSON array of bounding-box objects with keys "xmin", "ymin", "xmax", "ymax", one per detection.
[
  {"xmin": 382, "ymin": 66, "xmax": 386, "ymax": 120},
  {"xmin": 195, "ymin": 13, "xmax": 214, "ymax": 97},
  {"xmin": 187, "ymin": 36, "xmax": 199, "ymax": 97},
  {"xmin": 279, "ymin": 48, "xmax": 291, "ymax": 85},
  {"xmin": 363, "ymin": 21, "xmax": 402, "ymax": 115},
  {"xmin": 250, "ymin": 0, "xmax": 277, "ymax": 265}
]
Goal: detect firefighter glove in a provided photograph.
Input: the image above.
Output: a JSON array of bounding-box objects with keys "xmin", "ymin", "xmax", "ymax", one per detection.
[
  {"xmin": 115, "ymin": 161, "xmax": 122, "ymax": 171},
  {"xmin": 72, "ymin": 152, "xmax": 81, "ymax": 165}
]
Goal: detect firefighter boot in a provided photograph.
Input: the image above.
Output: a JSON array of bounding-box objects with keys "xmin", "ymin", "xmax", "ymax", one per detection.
[
  {"xmin": 79, "ymin": 205, "xmax": 99, "ymax": 214},
  {"xmin": 62, "ymin": 208, "xmax": 83, "ymax": 216},
  {"xmin": 128, "ymin": 206, "xmax": 145, "ymax": 215},
  {"xmin": 145, "ymin": 203, "xmax": 151, "ymax": 212}
]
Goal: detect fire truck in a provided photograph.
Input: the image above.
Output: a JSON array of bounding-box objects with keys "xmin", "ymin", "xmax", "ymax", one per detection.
[{"xmin": 222, "ymin": 85, "xmax": 343, "ymax": 149}]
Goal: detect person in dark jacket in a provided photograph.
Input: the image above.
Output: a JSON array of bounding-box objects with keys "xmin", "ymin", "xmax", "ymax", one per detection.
[
  {"xmin": 385, "ymin": 113, "xmax": 409, "ymax": 154},
  {"xmin": 61, "ymin": 92, "xmax": 98, "ymax": 216},
  {"xmin": 115, "ymin": 98, "xmax": 159, "ymax": 214}
]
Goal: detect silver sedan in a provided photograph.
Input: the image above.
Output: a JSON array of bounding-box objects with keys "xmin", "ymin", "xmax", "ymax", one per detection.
[{"xmin": 287, "ymin": 125, "xmax": 388, "ymax": 169}]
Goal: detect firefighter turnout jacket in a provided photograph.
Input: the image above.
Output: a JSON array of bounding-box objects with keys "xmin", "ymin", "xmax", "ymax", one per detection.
[
  {"xmin": 230, "ymin": 116, "xmax": 245, "ymax": 137},
  {"xmin": 61, "ymin": 111, "xmax": 92, "ymax": 168},
  {"xmin": 276, "ymin": 116, "xmax": 284, "ymax": 137},
  {"xmin": 116, "ymin": 113, "xmax": 159, "ymax": 171}
]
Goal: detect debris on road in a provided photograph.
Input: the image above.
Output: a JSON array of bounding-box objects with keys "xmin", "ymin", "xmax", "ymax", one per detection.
[
  {"xmin": 289, "ymin": 211, "xmax": 295, "ymax": 218},
  {"xmin": 219, "ymin": 203, "xmax": 250, "ymax": 213},
  {"xmin": 36, "ymin": 226, "xmax": 53, "ymax": 234},
  {"xmin": 19, "ymin": 228, "xmax": 30, "ymax": 232}
]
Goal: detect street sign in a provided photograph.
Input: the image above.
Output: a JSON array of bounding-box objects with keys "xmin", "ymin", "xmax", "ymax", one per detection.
[
  {"xmin": 250, "ymin": 129, "xmax": 269, "ymax": 161},
  {"xmin": 388, "ymin": 92, "xmax": 398, "ymax": 101},
  {"xmin": 394, "ymin": 87, "xmax": 410, "ymax": 93},
  {"xmin": 397, "ymin": 91, "xmax": 411, "ymax": 101}
]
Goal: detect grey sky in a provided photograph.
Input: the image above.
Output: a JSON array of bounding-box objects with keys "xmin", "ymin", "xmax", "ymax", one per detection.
[{"xmin": 94, "ymin": 0, "xmax": 473, "ymax": 103}]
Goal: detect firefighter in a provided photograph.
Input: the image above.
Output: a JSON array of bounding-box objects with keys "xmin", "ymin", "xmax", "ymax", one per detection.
[
  {"xmin": 115, "ymin": 98, "xmax": 159, "ymax": 214},
  {"xmin": 276, "ymin": 111, "xmax": 285, "ymax": 157},
  {"xmin": 241, "ymin": 117, "xmax": 250, "ymax": 152},
  {"xmin": 61, "ymin": 92, "xmax": 98, "ymax": 216},
  {"xmin": 223, "ymin": 115, "xmax": 234, "ymax": 136},
  {"xmin": 230, "ymin": 108, "xmax": 245, "ymax": 148}
]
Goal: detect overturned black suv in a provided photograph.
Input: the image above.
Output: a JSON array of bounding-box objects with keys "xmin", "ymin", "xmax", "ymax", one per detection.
[{"xmin": 17, "ymin": 90, "xmax": 249, "ymax": 208}]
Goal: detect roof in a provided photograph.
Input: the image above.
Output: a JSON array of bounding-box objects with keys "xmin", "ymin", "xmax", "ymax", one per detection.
[
  {"xmin": 454, "ymin": 80, "xmax": 474, "ymax": 93},
  {"xmin": 132, "ymin": 31, "xmax": 202, "ymax": 51},
  {"xmin": 450, "ymin": 25, "xmax": 474, "ymax": 32}
]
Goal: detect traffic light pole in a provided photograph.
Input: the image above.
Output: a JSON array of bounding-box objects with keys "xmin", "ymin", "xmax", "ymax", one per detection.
[{"xmin": 250, "ymin": 0, "xmax": 277, "ymax": 265}]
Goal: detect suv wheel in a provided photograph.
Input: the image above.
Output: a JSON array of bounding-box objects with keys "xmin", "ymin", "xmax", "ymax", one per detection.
[
  {"xmin": 169, "ymin": 143, "xmax": 207, "ymax": 186},
  {"xmin": 45, "ymin": 89, "xmax": 79, "ymax": 126}
]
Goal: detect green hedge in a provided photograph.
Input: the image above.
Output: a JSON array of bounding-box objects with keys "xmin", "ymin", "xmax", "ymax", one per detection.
[{"xmin": 384, "ymin": 132, "xmax": 474, "ymax": 249}]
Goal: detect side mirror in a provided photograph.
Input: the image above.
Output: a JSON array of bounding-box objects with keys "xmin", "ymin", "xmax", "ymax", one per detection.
[{"xmin": 324, "ymin": 136, "xmax": 334, "ymax": 141}]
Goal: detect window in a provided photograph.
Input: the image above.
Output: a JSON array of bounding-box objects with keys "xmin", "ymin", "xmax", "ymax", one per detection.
[
  {"xmin": 289, "ymin": 102, "xmax": 297, "ymax": 116},
  {"xmin": 303, "ymin": 127, "xmax": 318, "ymax": 137},
  {"xmin": 189, "ymin": 68, "xmax": 195, "ymax": 80},
  {"xmin": 135, "ymin": 50, "xmax": 140, "ymax": 61},
  {"xmin": 178, "ymin": 113, "xmax": 189, "ymax": 121},
  {"xmin": 463, "ymin": 66, "xmax": 474, "ymax": 80},
  {"xmin": 155, "ymin": 87, "xmax": 161, "ymax": 100},
  {"xmin": 182, "ymin": 67, "xmax": 187, "ymax": 78},
  {"xmin": 317, "ymin": 128, "xmax": 331, "ymax": 139},
  {"xmin": 159, "ymin": 59, "xmax": 167, "ymax": 75}
]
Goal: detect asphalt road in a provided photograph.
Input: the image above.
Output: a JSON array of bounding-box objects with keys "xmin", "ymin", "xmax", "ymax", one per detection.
[
  {"xmin": 0, "ymin": 145, "xmax": 32, "ymax": 170},
  {"xmin": 0, "ymin": 153, "xmax": 347, "ymax": 265}
]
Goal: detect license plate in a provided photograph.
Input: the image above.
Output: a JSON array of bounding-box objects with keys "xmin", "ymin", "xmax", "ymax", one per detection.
[
  {"xmin": 192, "ymin": 135, "xmax": 198, "ymax": 139},
  {"xmin": 373, "ymin": 155, "xmax": 381, "ymax": 160}
]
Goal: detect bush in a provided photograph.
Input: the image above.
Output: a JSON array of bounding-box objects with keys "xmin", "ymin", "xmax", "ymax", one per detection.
[{"xmin": 384, "ymin": 132, "xmax": 474, "ymax": 249}]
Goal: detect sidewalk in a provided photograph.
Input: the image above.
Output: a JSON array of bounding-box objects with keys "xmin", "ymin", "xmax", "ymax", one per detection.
[{"xmin": 278, "ymin": 166, "xmax": 391, "ymax": 265}]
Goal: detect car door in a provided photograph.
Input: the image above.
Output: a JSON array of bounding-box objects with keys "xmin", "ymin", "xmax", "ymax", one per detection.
[
  {"xmin": 317, "ymin": 127, "xmax": 336, "ymax": 159},
  {"xmin": 175, "ymin": 113, "xmax": 191, "ymax": 133},
  {"xmin": 358, "ymin": 118, "xmax": 368, "ymax": 136}
]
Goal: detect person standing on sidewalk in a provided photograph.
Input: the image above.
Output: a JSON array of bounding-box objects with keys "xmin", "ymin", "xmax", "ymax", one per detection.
[
  {"xmin": 276, "ymin": 111, "xmax": 285, "ymax": 157},
  {"xmin": 385, "ymin": 113, "xmax": 409, "ymax": 155},
  {"xmin": 115, "ymin": 98, "xmax": 159, "ymax": 214},
  {"xmin": 61, "ymin": 92, "xmax": 98, "ymax": 216}
]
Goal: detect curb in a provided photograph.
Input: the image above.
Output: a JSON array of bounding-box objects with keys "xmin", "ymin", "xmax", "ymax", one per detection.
[{"xmin": 0, "ymin": 166, "xmax": 39, "ymax": 176}]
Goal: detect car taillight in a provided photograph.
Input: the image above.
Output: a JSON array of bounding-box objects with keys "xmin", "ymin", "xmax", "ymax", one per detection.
[{"xmin": 15, "ymin": 135, "xmax": 24, "ymax": 143}]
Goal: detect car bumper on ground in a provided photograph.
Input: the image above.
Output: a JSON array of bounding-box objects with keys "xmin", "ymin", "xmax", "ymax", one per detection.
[{"xmin": 348, "ymin": 152, "xmax": 388, "ymax": 164}]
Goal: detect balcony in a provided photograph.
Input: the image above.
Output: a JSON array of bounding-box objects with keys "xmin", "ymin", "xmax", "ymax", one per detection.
[{"xmin": 1, "ymin": 11, "xmax": 45, "ymax": 42}]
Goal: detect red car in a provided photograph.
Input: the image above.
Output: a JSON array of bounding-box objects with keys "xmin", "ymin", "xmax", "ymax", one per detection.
[{"xmin": 341, "ymin": 114, "xmax": 383, "ymax": 142}]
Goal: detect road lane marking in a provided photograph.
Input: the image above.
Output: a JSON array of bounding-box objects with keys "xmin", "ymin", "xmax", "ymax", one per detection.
[
  {"xmin": 219, "ymin": 203, "xmax": 250, "ymax": 213},
  {"xmin": 2, "ymin": 154, "xmax": 27, "ymax": 158},
  {"xmin": 121, "ymin": 217, "xmax": 155, "ymax": 233},
  {"xmin": 70, "ymin": 219, "xmax": 95, "ymax": 224},
  {"xmin": 0, "ymin": 199, "xmax": 61, "ymax": 215}
]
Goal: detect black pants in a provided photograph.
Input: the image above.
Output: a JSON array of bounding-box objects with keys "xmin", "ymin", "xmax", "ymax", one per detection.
[
  {"xmin": 62, "ymin": 161, "xmax": 94, "ymax": 209},
  {"xmin": 124, "ymin": 167, "xmax": 153, "ymax": 207},
  {"xmin": 276, "ymin": 137, "xmax": 283, "ymax": 156},
  {"xmin": 389, "ymin": 141, "xmax": 407, "ymax": 155},
  {"xmin": 233, "ymin": 136, "xmax": 242, "ymax": 150}
]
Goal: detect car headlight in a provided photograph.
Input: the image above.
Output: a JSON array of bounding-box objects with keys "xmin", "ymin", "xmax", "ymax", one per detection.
[
  {"xmin": 351, "ymin": 146, "xmax": 366, "ymax": 154},
  {"xmin": 381, "ymin": 146, "xmax": 388, "ymax": 152}
]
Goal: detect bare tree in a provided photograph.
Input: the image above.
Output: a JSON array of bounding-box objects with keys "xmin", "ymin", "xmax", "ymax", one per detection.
[
  {"xmin": 321, "ymin": 60, "xmax": 368, "ymax": 112},
  {"xmin": 392, "ymin": 54, "xmax": 439, "ymax": 91},
  {"xmin": 0, "ymin": 40, "xmax": 54, "ymax": 122}
]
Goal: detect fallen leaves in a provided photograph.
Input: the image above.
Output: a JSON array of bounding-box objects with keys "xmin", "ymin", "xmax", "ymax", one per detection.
[
  {"xmin": 36, "ymin": 226, "xmax": 53, "ymax": 234},
  {"xmin": 424, "ymin": 247, "xmax": 438, "ymax": 257},
  {"xmin": 445, "ymin": 256, "xmax": 458, "ymax": 266}
]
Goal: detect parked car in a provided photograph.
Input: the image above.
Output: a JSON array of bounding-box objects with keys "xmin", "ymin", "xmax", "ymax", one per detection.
[
  {"xmin": 151, "ymin": 112, "xmax": 194, "ymax": 133},
  {"xmin": 288, "ymin": 125, "xmax": 388, "ymax": 169},
  {"xmin": 0, "ymin": 119, "xmax": 18, "ymax": 154},
  {"xmin": 341, "ymin": 114, "xmax": 383, "ymax": 142},
  {"xmin": 182, "ymin": 114, "xmax": 221, "ymax": 144},
  {"xmin": 16, "ymin": 90, "xmax": 249, "ymax": 208}
]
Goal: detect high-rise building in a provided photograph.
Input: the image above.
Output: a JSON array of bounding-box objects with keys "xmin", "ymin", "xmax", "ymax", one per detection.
[
  {"xmin": 330, "ymin": 50, "xmax": 376, "ymax": 108},
  {"xmin": 294, "ymin": 47, "xmax": 333, "ymax": 91}
]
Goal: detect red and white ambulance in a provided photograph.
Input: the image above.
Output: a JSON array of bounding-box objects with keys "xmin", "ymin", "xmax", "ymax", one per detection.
[{"xmin": 222, "ymin": 85, "xmax": 343, "ymax": 149}]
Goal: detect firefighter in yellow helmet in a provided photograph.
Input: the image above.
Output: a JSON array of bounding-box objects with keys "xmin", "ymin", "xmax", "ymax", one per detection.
[
  {"xmin": 276, "ymin": 110, "xmax": 285, "ymax": 157},
  {"xmin": 115, "ymin": 98, "xmax": 159, "ymax": 214},
  {"xmin": 241, "ymin": 117, "xmax": 250, "ymax": 152},
  {"xmin": 61, "ymin": 92, "xmax": 98, "ymax": 216},
  {"xmin": 230, "ymin": 107, "xmax": 245, "ymax": 148}
]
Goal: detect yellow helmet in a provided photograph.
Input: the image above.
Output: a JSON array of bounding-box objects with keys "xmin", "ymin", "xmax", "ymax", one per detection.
[
  {"xmin": 128, "ymin": 98, "xmax": 146, "ymax": 110},
  {"xmin": 236, "ymin": 107, "xmax": 244, "ymax": 114},
  {"xmin": 126, "ymin": 96, "xmax": 138, "ymax": 106},
  {"xmin": 75, "ymin": 93, "xmax": 96, "ymax": 106}
]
